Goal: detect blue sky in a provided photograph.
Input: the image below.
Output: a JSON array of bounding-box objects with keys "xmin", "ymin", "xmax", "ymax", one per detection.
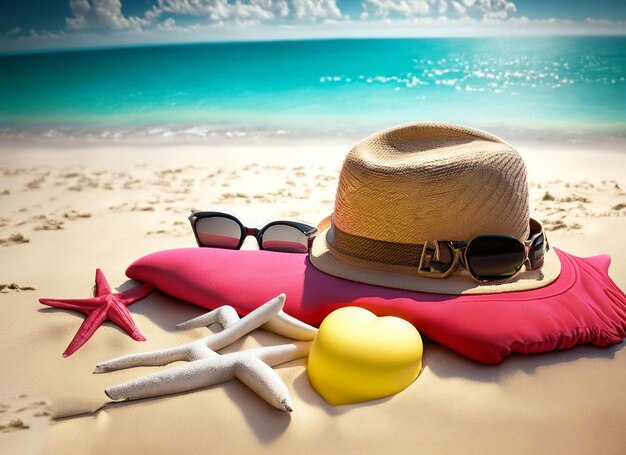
[{"xmin": 1, "ymin": 0, "xmax": 625, "ymax": 53}]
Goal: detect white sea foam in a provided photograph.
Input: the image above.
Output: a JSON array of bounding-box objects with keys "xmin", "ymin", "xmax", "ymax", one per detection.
[
  {"xmin": 182, "ymin": 126, "xmax": 210, "ymax": 137},
  {"xmin": 43, "ymin": 129, "xmax": 61, "ymax": 138},
  {"xmin": 1, "ymin": 122, "xmax": 625, "ymax": 150},
  {"xmin": 0, "ymin": 124, "xmax": 315, "ymax": 145}
]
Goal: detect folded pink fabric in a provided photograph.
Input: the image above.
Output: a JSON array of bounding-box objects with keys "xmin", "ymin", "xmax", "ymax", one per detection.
[{"xmin": 126, "ymin": 248, "xmax": 626, "ymax": 364}]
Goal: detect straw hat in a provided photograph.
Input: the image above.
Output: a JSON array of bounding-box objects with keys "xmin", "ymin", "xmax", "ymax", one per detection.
[{"xmin": 310, "ymin": 122, "xmax": 561, "ymax": 294}]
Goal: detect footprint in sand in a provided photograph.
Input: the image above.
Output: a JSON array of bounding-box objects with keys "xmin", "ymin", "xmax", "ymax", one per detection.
[
  {"xmin": 612, "ymin": 203, "xmax": 626, "ymax": 211},
  {"xmin": 145, "ymin": 229, "xmax": 168, "ymax": 236},
  {"xmin": 0, "ymin": 233, "xmax": 30, "ymax": 247},
  {"xmin": 123, "ymin": 179, "xmax": 142, "ymax": 190},
  {"xmin": 171, "ymin": 187, "xmax": 192, "ymax": 195},
  {"xmin": 59, "ymin": 169, "xmax": 105, "ymax": 186},
  {"xmin": 220, "ymin": 192, "xmax": 250, "ymax": 202},
  {"xmin": 204, "ymin": 169, "xmax": 225, "ymax": 180},
  {"xmin": 1, "ymin": 168, "xmax": 22, "ymax": 177},
  {"xmin": 109, "ymin": 202, "xmax": 129, "ymax": 211},
  {"xmin": 14, "ymin": 211, "xmax": 88, "ymax": 228},
  {"xmin": 0, "ymin": 396, "xmax": 51, "ymax": 433},
  {"xmin": 533, "ymin": 179, "xmax": 626, "ymax": 229},
  {"xmin": 58, "ymin": 171, "xmax": 81, "ymax": 179},
  {"xmin": 251, "ymin": 194, "xmax": 271, "ymax": 203},
  {"xmin": 67, "ymin": 176, "xmax": 100, "ymax": 191},
  {"xmin": 558, "ymin": 195, "xmax": 591, "ymax": 204},
  {"xmin": 263, "ymin": 165, "xmax": 286, "ymax": 171},
  {"xmin": 0, "ymin": 283, "xmax": 36, "ymax": 293},
  {"xmin": 542, "ymin": 219, "xmax": 582, "ymax": 231},
  {"xmin": 33, "ymin": 216, "xmax": 64, "ymax": 231},
  {"xmin": 146, "ymin": 220, "xmax": 189, "ymax": 237},
  {"xmin": 63, "ymin": 210, "xmax": 92, "ymax": 221},
  {"xmin": 0, "ymin": 419, "xmax": 29, "ymax": 432},
  {"xmin": 130, "ymin": 205, "xmax": 155, "ymax": 212},
  {"xmin": 24, "ymin": 176, "xmax": 46, "ymax": 190}
]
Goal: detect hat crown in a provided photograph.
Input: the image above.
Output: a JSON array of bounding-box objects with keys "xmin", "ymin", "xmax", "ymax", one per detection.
[{"xmin": 333, "ymin": 123, "xmax": 530, "ymax": 245}]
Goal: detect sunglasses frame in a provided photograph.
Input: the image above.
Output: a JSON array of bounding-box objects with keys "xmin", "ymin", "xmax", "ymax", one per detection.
[
  {"xmin": 188, "ymin": 211, "xmax": 318, "ymax": 252},
  {"xmin": 417, "ymin": 218, "xmax": 549, "ymax": 283}
]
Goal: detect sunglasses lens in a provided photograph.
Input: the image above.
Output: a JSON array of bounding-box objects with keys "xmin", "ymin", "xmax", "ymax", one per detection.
[
  {"xmin": 261, "ymin": 224, "xmax": 309, "ymax": 253},
  {"xmin": 466, "ymin": 236, "xmax": 525, "ymax": 280},
  {"xmin": 194, "ymin": 217, "xmax": 242, "ymax": 249}
]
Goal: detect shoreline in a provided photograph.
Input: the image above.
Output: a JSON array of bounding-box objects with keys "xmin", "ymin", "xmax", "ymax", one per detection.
[{"xmin": 1, "ymin": 123, "xmax": 626, "ymax": 150}]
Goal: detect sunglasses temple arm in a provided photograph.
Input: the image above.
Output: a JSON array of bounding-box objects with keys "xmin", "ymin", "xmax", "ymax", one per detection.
[{"xmin": 188, "ymin": 217, "xmax": 203, "ymax": 247}]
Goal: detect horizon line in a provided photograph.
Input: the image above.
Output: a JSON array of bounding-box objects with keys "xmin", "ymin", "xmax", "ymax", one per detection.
[{"xmin": 2, "ymin": 33, "xmax": 625, "ymax": 57}]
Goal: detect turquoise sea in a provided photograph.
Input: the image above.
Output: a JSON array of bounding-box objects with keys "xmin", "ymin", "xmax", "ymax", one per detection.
[{"xmin": 0, "ymin": 37, "xmax": 625, "ymax": 143}]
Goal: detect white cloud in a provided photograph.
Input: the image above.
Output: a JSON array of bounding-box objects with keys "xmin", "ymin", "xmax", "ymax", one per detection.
[
  {"xmin": 360, "ymin": 0, "xmax": 517, "ymax": 20},
  {"xmin": 2, "ymin": 0, "xmax": 626, "ymax": 54},
  {"xmin": 3, "ymin": 15, "xmax": 626, "ymax": 54},
  {"xmin": 157, "ymin": 17, "xmax": 177, "ymax": 30},
  {"xmin": 451, "ymin": 1, "xmax": 466, "ymax": 15},
  {"xmin": 360, "ymin": 0, "xmax": 430, "ymax": 19},
  {"xmin": 147, "ymin": 0, "xmax": 344, "ymax": 24},
  {"xmin": 5, "ymin": 27, "xmax": 21, "ymax": 37},
  {"xmin": 66, "ymin": 0, "xmax": 149, "ymax": 31},
  {"xmin": 478, "ymin": 0, "xmax": 516, "ymax": 19},
  {"xmin": 585, "ymin": 17, "xmax": 624, "ymax": 28}
]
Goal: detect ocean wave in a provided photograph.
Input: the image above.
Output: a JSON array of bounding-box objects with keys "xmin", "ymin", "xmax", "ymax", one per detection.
[
  {"xmin": 1, "ymin": 123, "xmax": 625, "ymax": 149},
  {"xmin": 0, "ymin": 123, "xmax": 369, "ymax": 145}
]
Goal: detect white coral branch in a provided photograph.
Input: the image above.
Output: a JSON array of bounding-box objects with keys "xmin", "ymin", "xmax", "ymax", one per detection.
[
  {"xmin": 176, "ymin": 296, "xmax": 318, "ymax": 340},
  {"xmin": 95, "ymin": 294, "xmax": 316, "ymax": 412},
  {"xmin": 105, "ymin": 342, "xmax": 310, "ymax": 412}
]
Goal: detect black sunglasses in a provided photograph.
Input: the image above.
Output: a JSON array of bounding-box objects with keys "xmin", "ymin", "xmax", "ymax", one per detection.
[
  {"xmin": 188, "ymin": 211, "xmax": 317, "ymax": 253},
  {"xmin": 419, "ymin": 218, "xmax": 549, "ymax": 282}
]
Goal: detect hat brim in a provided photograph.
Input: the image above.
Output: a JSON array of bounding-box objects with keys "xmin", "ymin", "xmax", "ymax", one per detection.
[{"xmin": 309, "ymin": 223, "xmax": 561, "ymax": 295}]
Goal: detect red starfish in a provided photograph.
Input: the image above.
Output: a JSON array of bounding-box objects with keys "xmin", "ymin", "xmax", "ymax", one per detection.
[{"xmin": 39, "ymin": 269, "xmax": 153, "ymax": 357}]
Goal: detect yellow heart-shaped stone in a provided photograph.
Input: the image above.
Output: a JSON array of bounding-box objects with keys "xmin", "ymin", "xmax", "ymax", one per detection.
[{"xmin": 307, "ymin": 307, "xmax": 423, "ymax": 405}]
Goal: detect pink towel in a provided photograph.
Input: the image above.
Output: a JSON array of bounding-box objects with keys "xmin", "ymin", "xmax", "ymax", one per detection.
[{"xmin": 126, "ymin": 247, "xmax": 626, "ymax": 364}]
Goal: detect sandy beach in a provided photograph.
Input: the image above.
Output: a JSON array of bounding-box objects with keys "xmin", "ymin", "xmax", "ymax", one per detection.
[{"xmin": 0, "ymin": 137, "xmax": 625, "ymax": 454}]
